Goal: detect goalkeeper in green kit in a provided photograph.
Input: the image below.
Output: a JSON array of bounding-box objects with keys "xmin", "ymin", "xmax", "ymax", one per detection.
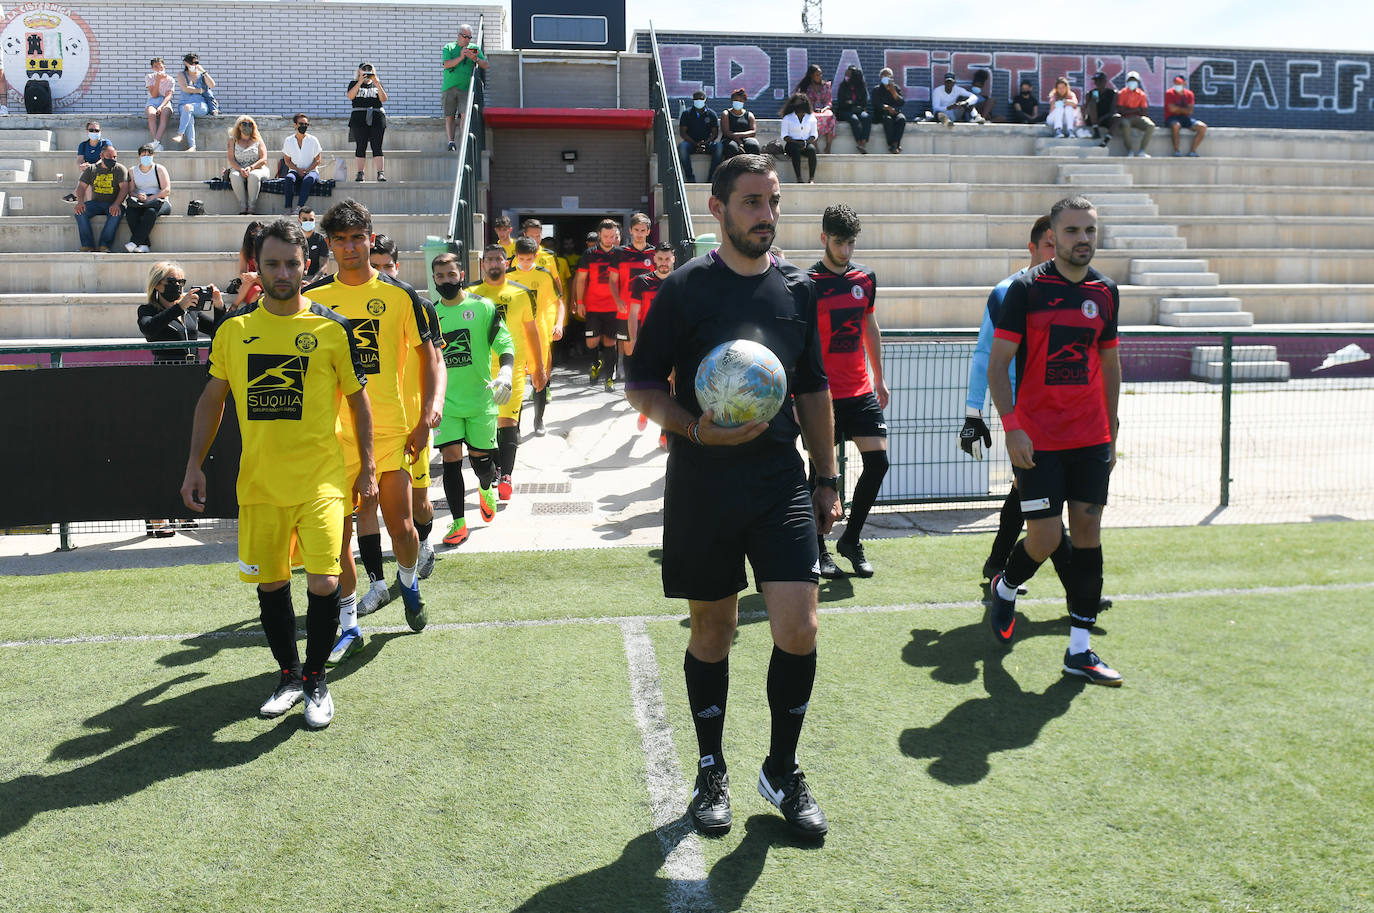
[{"xmin": 430, "ymin": 252, "xmax": 515, "ymax": 547}]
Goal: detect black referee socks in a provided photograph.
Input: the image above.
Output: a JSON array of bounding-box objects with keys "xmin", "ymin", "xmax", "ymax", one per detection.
[
  {"xmin": 767, "ymin": 645, "xmax": 817, "ymax": 775},
  {"xmin": 303, "ymin": 585, "xmax": 341, "ymax": 677},
  {"xmin": 257, "ymin": 585, "xmax": 300, "ymax": 676},
  {"xmin": 684, "ymin": 650, "xmax": 729, "ymax": 770}
]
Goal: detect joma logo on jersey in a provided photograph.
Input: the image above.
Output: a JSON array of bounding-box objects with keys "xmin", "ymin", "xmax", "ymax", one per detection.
[
  {"xmin": 828, "ymin": 306, "xmax": 865, "ymax": 354},
  {"xmin": 348, "ymin": 318, "xmax": 381, "ymax": 374},
  {"xmin": 1045, "ymin": 325, "xmax": 1095, "ymax": 385},
  {"xmin": 246, "ymin": 354, "xmax": 308, "ymax": 420},
  {"xmin": 442, "ymin": 327, "xmax": 473, "ymax": 368}
]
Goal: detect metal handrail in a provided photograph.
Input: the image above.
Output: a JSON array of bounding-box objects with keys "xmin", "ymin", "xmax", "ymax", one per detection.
[
  {"xmin": 446, "ymin": 14, "xmax": 487, "ymax": 268},
  {"xmin": 647, "ymin": 22, "xmax": 695, "ymax": 261}
]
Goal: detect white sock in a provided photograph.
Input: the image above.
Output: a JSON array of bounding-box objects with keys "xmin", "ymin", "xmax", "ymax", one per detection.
[
  {"xmin": 995, "ymin": 576, "xmax": 1019, "ymax": 601},
  {"xmin": 398, "ymin": 562, "xmax": 418, "ymax": 588},
  {"xmin": 339, "ymin": 593, "xmax": 358, "ymax": 631},
  {"xmin": 1069, "ymin": 627, "xmax": 1090, "ymax": 655}
]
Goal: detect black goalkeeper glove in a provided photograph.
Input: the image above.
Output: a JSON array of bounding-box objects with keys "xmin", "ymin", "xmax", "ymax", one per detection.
[{"xmin": 959, "ymin": 410, "xmax": 992, "ymax": 460}]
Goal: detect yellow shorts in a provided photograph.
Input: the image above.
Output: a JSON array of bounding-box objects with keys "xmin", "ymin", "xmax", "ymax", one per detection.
[
  {"xmin": 343, "ymin": 429, "xmax": 410, "ymax": 483},
  {"xmin": 238, "ymin": 498, "xmax": 345, "ymax": 583},
  {"xmin": 497, "ymin": 369, "xmax": 528, "ymax": 421},
  {"xmin": 408, "ymin": 441, "xmax": 432, "ymax": 489}
]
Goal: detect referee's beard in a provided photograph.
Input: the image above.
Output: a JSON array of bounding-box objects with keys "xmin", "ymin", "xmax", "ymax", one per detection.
[{"xmin": 723, "ymin": 214, "xmax": 775, "ymax": 260}]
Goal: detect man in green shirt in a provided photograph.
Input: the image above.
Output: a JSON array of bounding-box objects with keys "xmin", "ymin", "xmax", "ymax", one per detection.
[
  {"xmin": 442, "ymin": 24, "xmax": 489, "ymax": 151},
  {"xmin": 431, "ymin": 252, "xmax": 513, "ymax": 547}
]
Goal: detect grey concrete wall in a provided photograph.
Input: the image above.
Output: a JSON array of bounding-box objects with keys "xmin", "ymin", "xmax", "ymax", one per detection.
[{"xmin": 482, "ymin": 51, "xmax": 651, "ymax": 110}]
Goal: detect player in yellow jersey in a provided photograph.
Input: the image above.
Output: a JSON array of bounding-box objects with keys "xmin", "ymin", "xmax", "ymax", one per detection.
[
  {"xmin": 469, "ymin": 244, "xmax": 546, "ymax": 501},
  {"xmin": 305, "ymin": 199, "xmax": 440, "ymax": 648},
  {"xmin": 493, "ymin": 214, "xmax": 516, "ymax": 261},
  {"xmin": 509, "ymin": 236, "xmax": 564, "ymax": 436},
  {"xmin": 181, "ymin": 220, "xmax": 375, "ymax": 729}
]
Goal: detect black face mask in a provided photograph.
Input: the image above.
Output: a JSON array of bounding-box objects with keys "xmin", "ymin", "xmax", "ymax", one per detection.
[
  {"xmin": 435, "ymin": 281, "xmax": 463, "ymax": 301},
  {"xmin": 161, "ymin": 279, "xmax": 185, "ymax": 303},
  {"xmin": 296, "ymin": 124, "xmax": 309, "ymax": 134}
]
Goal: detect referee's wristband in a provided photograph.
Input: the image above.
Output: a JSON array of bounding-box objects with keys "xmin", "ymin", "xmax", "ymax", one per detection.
[{"xmin": 1001, "ymin": 414, "xmax": 1022, "ymax": 432}]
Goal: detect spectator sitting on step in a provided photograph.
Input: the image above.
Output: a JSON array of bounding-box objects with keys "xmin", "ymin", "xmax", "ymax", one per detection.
[
  {"xmin": 299, "ymin": 207, "xmax": 330, "ymax": 282},
  {"xmin": 677, "ymin": 90, "xmax": 722, "ymax": 183},
  {"xmin": 1010, "ymin": 80, "xmax": 1040, "ymax": 124},
  {"xmin": 1164, "ymin": 75, "xmax": 1207, "ymax": 157},
  {"xmin": 232, "ymin": 221, "xmax": 266, "ymax": 307},
  {"xmin": 122, "ymin": 144, "xmax": 172, "ymax": 253},
  {"xmin": 348, "ymin": 62, "xmax": 388, "ymax": 182},
  {"xmin": 1045, "ymin": 76, "xmax": 1082, "ymax": 138},
  {"xmin": 798, "ymin": 64, "xmax": 837, "ymax": 155},
  {"xmin": 780, "ymin": 93, "xmax": 819, "ymax": 184},
  {"xmin": 870, "ymin": 68, "xmax": 908, "ymax": 153},
  {"xmin": 73, "ymin": 144, "xmax": 129, "ymax": 252},
  {"xmin": 933, "ymin": 72, "xmax": 983, "ymax": 126},
  {"xmin": 64, "ymin": 121, "xmax": 112, "ymax": 203},
  {"xmin": 173, "ymin": 52, "xmax": 216, "ymax": 151},
  {"xmin": 1083, "ymin": 72, "xmax": 1121, "ymax": 147},
  {"xmin": 138, "ymin": 260, "xmax": 225, "ymax": 364},
  {"xmin": 281, "ymin": 113, "xmax": 323, "ymax": 210},
  {"xmin": 970, "ymin": 70, "xmax": 995, "ymax": 122},
  {"xmin": 145, "ymin": 58, "xmax": 175, "ymax": 151},
  {"xmin": 1116, "ymin": 70, "xmax": 1156, "ymax": 157},
  {"xmin": 834, "ymin": 66, "xmax": 872, "ymax": 154},
  {"xmin": 226, "ymin": 115, "xmax": 269, "ymax": 215},
  {"xmin": 721, "ymin": 88, "xmax": 761, "ymax": 159}
]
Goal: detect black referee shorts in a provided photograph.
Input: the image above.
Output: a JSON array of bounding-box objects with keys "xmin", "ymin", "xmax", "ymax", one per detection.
[
  {"xmin": 832, "ymin": 391, "xmax": 887, "ymax": 443},
  {"xmin": 662, "ymin": 449, "xmax": 819, "ymax": 601},
  {"xmin": 1012, "ymin": 443, "xmax": 1112, "ymax": 520}
]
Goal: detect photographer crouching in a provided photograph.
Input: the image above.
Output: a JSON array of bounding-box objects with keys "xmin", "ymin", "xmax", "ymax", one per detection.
[{"xmin": 138, "ymin": 260, "xmax": 225, "ymax": 364}]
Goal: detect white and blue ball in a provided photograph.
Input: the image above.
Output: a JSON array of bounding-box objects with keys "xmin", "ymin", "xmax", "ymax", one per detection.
[{"xmin": 694, "ymin": 339, "xmax": 787, "ymax": 428}]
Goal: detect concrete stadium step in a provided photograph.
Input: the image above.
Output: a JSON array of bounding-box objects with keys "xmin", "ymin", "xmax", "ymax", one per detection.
[
  {"xmin": 0, "ymin": 250, "xmax": 428, "ymax": 297},
  {"xmin": 1158, "ymin": 297, "xmax": 1246, "ymax": 314},
  {"xmin": 1147, "ymin": 185, "xmax": 1374, "ymax": 217},
  {"xmin": 1159, "ymin": 311, "xmax": 1255, "ymax": 327},
  {"xmin": 1034, "ymin": 137, "xmax": 1109, "ymax": 157},
  {"xmin": 0, "ymin": 293, "xmax": 145, "ymax": 338},
  {"xmin": 1107, "ymin": 236, "xmax": 1188, "ymax": 250},
  {"xmin": 0, "ymin": 131, "xmax": 54, "ymax": 153},
  {"xmin": 1104, "ymin": 224, "xmax": 1179, "ymax": 240},
  {"xmin": 17, "ymin": 149, "xmax": 458, "ymax": 184},
  {"xmin": 3, "ymin": 181, "xmax": 453, "ymax": 217},
  {"xmin": 1131, "ymin": 258, "xmax": 1211, "ymax": 275},
  {"xmin": 1189, "ymin": 345, "xmax": 1290, "ymax": 381},
  {"xmin": 1062, "ymin": 172, "xmax": 1133, "ymax": 187},
  {"xmin": 0, "ymin": 214, "xmax": 450, "ymax": 254},
  {"xmin": 1133, "ymin": 271, "xmax": 1221, "ymax": 286},
  {"xmin": 1092, "ymin": 203, "xmax": 1160, "ymax": 218}
]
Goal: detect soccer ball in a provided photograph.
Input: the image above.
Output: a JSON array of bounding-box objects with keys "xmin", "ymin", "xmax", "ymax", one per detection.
[{"xmin": 694, "ymin": 339, "xmax": 787, "ymax": 427}]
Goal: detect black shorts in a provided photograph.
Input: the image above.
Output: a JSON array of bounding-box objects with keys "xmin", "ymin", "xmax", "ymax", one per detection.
[
  {"xmin": 584, "ymin": 311, "xmax": 628, "ymax": 341},
  {"xmin": 1012, "ymin": 443, "xmax": 1112, "ymax": 520},
  {"xmin": 832, "ymin": 392, "xmax": 887, "ymax": 443},
  {"xmin": 662, "ymin": 450, "xmax": 819, "ymax": 600}
]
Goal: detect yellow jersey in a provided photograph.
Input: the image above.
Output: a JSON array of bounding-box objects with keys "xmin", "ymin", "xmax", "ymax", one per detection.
[
  {"xmin": 498, "ymin": 237, "xmax": 516, "ymax": 261},
  {"xmin": 506, "ymin": 262, "xmax": 559, "ymax": 343},
  {"xmin": 305, "ymin": 271, "xmax": 428, "ymax": 443},
  {"xmin": 469, "ymin": 279, "xmax": 538, "ymax": 368},
  {"xmin": 208, "ymin": 301, "xmax": 365, "ymax": 507},
  {"xmin": 403, "ymin": 296, "xmax": 443, "ymax": 425}
]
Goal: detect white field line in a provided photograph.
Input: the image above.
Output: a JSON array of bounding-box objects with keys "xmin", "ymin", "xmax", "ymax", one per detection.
[
  {"xmin": 619, "ymin": 620, "xmax": 713, "ymax": 913},
  {"xmin": 2, "ymin": 580, "xmax": 1372, "ymax": 650}
]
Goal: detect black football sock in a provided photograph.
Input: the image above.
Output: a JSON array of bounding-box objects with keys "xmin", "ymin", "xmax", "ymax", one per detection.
[
  {"xmin": 765, "ymin": 645, "xmax": 816, "ymax": 777},
  {"xmin": 469, "ymin": 452, "xmax": 498, "ymax": 490},
  {"xmin": 616, "ymin": 349, "xmax": 626, "ymax": 381},
  {"xmin": 497, "ymin": 426, "xmax": 519, "ymax": 477},
  {"xmin": 303, "ymin": 585, "xmax": 341, "ymax": 677},
  {"xmin": 684, "ymin": 650, "xmax": 729, "ymax": 771},
  {"xmin": 257, "ymin": 585, "xmax": 300, "ymax": 676},
  {"xmin": 441, "ymin": 459, "xmax": 466, "ymax": 521},
  {"xmin": 602, "ymin": 344, "xmax": 618, "ymax": 377},
  {"xmin": 1002, "ymin": 539, "xmax": 1045, "ymax": 589},
  {"xmin": 357, "ymin": 532, "xmax": 384, "ymax": 584},
  {"xmin": 839, "ymin": 448, "xmax": 889, "ymax": 545},
  {"xmin": 415, "ymin": 519, "xmax": 433, "ymax": 544},
  {"xmin": 1049, "ymin": 526, "xmax": 1074, "ymax": 593},
  {"xmin": 987, "ymin": 485, "xmax": 1023, "ymax": 572},
  {"xmin": 533, "ymin": 387, "xmax": 547, "ymax": 425},
  {"xmin": 1067, "ymin": 545, "xmax": 1103, "ymax": 629}
]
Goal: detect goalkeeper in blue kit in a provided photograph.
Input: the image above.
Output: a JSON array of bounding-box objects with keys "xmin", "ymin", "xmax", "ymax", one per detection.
[{"xmin": 430, "ymin": 252, "xmax": 515, "ymax": 546}]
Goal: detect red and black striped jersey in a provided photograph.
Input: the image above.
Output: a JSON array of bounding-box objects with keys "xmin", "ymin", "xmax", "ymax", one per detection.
[
  {"xmin": 616, "ymin": 244, "xmax": 656, "ymax": 318},
  {"xmin": 576, "ymin": 245, "xmax": 621, "ymax": 313},
  {"xmin": 807, "ymin": 260, "xmax": 878, "ymax": 400},
  {"xmin": 629, "ymin": 271, "xmax": 665, "ymax": 325},
  {"xmin": 993, "ymin": 260, "xmax": 1119, "ymax": 451}
]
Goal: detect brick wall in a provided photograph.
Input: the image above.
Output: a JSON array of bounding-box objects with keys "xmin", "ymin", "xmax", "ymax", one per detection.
[
  {"xmin": 488, "ymin": 128, "xmax": 649, "ymax": 215},
  {"xmin": 637, "ymin": 30, "xmax": 1374, "ymax": 131},
  {"xmin": 1, "ymin": 1, "xmax": 505, "ymax": 117}
]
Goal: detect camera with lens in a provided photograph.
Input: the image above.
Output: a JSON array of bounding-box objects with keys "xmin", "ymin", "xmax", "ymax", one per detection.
[
  {"xmin": 224, "ymin": 277, "xmax": 243, "ymax": 296},
  {"xmin": 190, "ymin": 285, "xmax": 214, "ymax": 310}
]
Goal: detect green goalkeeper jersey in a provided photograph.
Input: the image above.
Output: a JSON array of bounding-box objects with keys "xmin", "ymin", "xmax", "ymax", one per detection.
[{"xmin": 436, "ymin": 292, "xmax": 513, "ymax": 417}]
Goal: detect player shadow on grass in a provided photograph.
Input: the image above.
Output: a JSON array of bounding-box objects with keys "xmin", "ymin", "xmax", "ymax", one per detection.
[
  {"xmin": 898, "ymin": 617, "xmax": 1088, "ymax": 786},
  {"xmin": 0, "ymin": 635, "xmax": 396, "ymax": 839},
  {"xmin": 509, "ymin": 813, "xmax": 795, "ymax": 913}
]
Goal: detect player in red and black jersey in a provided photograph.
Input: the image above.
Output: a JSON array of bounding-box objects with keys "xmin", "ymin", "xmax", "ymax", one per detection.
[
  {"xmin": 615, "ymin": 212, "xmax": 657, "ymax": 390},
  {"xmin": 574, "ymin": 218, "xmax": 623, "ymax": 391},
  {"xmin": 806, "ymin": 204, "xmax": 889, "ymax": 579},
  {"xmin": 628, "ymin": 241, "xmax": 676, "ymax": 447},
  {"xmin": 988, "ymin": 195, "xmax": 1123, "ymax": 686}
]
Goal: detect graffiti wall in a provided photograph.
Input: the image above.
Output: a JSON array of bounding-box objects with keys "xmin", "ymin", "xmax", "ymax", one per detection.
[{"xmin": 635, "ymin": 30, "xmax": 1374, "ymax": 130}]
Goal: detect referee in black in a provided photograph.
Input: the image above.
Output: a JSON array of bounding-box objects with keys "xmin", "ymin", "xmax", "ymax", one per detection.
[{"xmin": 627, "ymin": 154, "xmax": 841, "ymax": 840}]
